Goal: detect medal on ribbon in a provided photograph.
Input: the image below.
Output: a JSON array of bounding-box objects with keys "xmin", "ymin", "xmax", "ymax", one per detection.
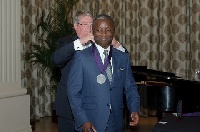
[
  {"xmin": 97, "ymin": 74, "xmax": 106, "ymax": 84},
  {"xmin": 92, "ymin": 44, "xmax": 112, "ymax": 84}
]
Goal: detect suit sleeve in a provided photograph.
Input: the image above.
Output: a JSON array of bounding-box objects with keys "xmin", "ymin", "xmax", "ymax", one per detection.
[
  {"xmin": 124, "ymin": 54, "xmax": 140, "ymax": 113},
  {"xmin": 51, "ymin": 38, "xmax": 75, "ymax": 68},
  {"xmin": 67, "ymin": 52, "xmax": 89, "ymax": 129}
]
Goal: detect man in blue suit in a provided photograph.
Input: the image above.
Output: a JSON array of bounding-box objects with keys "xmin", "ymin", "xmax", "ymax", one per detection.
[
  {"xmin": 52, "ymin": 10, "xmax": 125, "ymax": 132},
  {"xmin": 67, "ymin": 14, "xmax": 140, "ymax": 132},
  {"xmin": 52, "ymin": 10, "xmax": 94, "ymax": 132}
]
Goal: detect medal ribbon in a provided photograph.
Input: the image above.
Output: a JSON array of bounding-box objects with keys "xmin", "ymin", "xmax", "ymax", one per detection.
[{"xmin": 92, "ymin": 44, "xmax": 112, "ymax": 73}]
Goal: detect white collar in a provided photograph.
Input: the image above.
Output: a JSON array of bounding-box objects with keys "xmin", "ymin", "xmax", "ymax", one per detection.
[
  {"xmin": 95, "ymin": 44, "xmax": 111, "ymax": 63},
  {"xmin": 95, "ymin": 43, "xmax": 110, "ymax": 56}
]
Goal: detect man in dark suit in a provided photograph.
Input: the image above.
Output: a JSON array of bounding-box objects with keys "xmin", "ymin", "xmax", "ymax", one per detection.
[
  {"xmin": 52, "ymin": 10, "xmax": 125, "ymax": 132},
  {"xmin": 67, "ymin": 14, "xmax": 140, "ymax": 132}
]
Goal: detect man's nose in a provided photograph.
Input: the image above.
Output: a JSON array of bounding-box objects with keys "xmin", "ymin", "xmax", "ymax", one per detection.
[{"xmin": 101, "ymin": 31, "xmax": 107, "ymax": 36}]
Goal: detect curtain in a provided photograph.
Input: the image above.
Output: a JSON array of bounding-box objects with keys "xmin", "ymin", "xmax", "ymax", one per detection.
[
  {"xmin": 74, "ymin": 0, "xmax": 200, "ymax": 79},
  {"xmin": 21, "ymin": 0, "xmax": 54, "ymax": 120}
]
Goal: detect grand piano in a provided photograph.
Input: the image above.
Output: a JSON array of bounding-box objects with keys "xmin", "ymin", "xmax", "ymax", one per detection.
[{"xmin": 131, "ymin": 66, "xmax": 200, "ymax": 120}]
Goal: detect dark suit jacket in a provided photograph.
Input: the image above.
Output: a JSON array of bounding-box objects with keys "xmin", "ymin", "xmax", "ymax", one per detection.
[
  {"xmin": 51, "ymin": 35, "xmax": 78, "ymax": 119},
  {"xmin": 67, "ymin": 45, "xmax": 140, "ymax": 131}
]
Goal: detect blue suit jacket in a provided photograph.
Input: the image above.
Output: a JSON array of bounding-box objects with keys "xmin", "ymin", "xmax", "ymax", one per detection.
[
  {"xmin": 52, "ymin": 35, "xmax": 78, "ymax": 119},
  {"xmin": 67, "ymin": 45, "xmax": 140, "ymax": 131}
]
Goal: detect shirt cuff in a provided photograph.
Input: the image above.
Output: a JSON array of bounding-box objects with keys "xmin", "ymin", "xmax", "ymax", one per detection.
[
  {"xmin": 74, "ymin": 39, "xmax": 84, "ymax": 51},
  {"xmin": 116, "ymin": 45, "xmax": 125, "ymax": 52}
]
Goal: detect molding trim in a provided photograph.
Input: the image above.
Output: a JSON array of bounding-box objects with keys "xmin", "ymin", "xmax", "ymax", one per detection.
[{"xmin": 0, "ymin": 87, "xmax": 27, "ymax": 99}]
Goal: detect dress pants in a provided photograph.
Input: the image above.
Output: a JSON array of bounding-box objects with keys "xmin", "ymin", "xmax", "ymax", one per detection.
[{"xmin": 58, "ymin": 116, "xmax": 75, "ymax": 132}]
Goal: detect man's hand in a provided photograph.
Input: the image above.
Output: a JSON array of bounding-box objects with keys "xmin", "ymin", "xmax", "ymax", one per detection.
[
  {"xmin": 129, "ymin": 112, "xmax": 139, "ymax": 126},
  {"xmin": 111, "ymin": 38, "xmax": 121, "ymax": 48},
  {"xmin": 82, "ymin": 122, "xmax": 97, "ymax": 132},
  {"xmin": 79, "ymin": 33, "xmax": 94, "ymax": 45}
]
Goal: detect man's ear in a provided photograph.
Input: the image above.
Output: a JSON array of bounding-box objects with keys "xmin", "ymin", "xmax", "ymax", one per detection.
[{"xmin": 73, "ymin": 23, "xmax": 78, "ymax": 30}]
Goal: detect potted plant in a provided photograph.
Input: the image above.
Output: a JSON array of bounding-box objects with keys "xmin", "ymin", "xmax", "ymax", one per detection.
[
  {"xmin": 24, "ymin": 0, "xmax": 78, "ymax": 122},
  {"xmin": 25, "ymin": 0, "xmax": 78, "ymax": 94}
]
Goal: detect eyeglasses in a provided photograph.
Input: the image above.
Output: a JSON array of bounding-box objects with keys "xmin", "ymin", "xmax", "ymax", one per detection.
[{"xmin": 77, "ymin": 23, "xmax": 92, "ymax": 27}]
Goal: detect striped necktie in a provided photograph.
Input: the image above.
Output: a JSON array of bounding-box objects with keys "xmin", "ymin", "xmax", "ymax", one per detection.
[{"xmin": 103, "ymin": 50, "xmax": 112, "ymax": 83}]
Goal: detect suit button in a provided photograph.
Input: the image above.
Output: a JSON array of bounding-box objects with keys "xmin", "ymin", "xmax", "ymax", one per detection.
[
  {"xmin": 107, "ymin": 104, "xmax": 112, "ymax": 113},
  {"xmin": 110, "ymin": 88, "xmax": 112, "ymax": 91}
]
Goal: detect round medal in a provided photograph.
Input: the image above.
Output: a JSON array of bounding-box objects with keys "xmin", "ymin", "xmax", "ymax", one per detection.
[{"xmin": 97, "ymin": 74, "xmax": 106, "ymax": 84}]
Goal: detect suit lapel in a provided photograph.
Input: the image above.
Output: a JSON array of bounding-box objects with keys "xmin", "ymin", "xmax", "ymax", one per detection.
[
  {"xmin": 111, "ymin": 48, "xmax": 121, "ymax": 85},
  {"xmin": 89, "ymin": 46, "xmax": 103, "ymax": 74},
  {"xmin": 112, "ymin": 48, "xmax": 120, "ymax": 72}
]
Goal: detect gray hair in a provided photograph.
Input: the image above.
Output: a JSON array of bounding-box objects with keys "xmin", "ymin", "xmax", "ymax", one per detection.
[{"xmin": 73, "ymin": 10, "xmax": 93, "ymax": 24}]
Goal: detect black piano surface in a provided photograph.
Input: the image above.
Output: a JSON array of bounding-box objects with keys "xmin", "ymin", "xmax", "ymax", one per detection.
[{"xmin": 132, "ymin": 66, "xmax": 200, "ymax": 115}]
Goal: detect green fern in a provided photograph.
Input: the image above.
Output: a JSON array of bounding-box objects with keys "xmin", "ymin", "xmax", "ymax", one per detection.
[{"xmin": 24, "ymin": 0, "xmax": 78, "ymax": 94}]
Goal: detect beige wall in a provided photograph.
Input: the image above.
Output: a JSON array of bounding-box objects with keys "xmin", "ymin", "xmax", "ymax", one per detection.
[{"xmin": 0, "ymin": 0, "xmax": 31, "ymax": 131}]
